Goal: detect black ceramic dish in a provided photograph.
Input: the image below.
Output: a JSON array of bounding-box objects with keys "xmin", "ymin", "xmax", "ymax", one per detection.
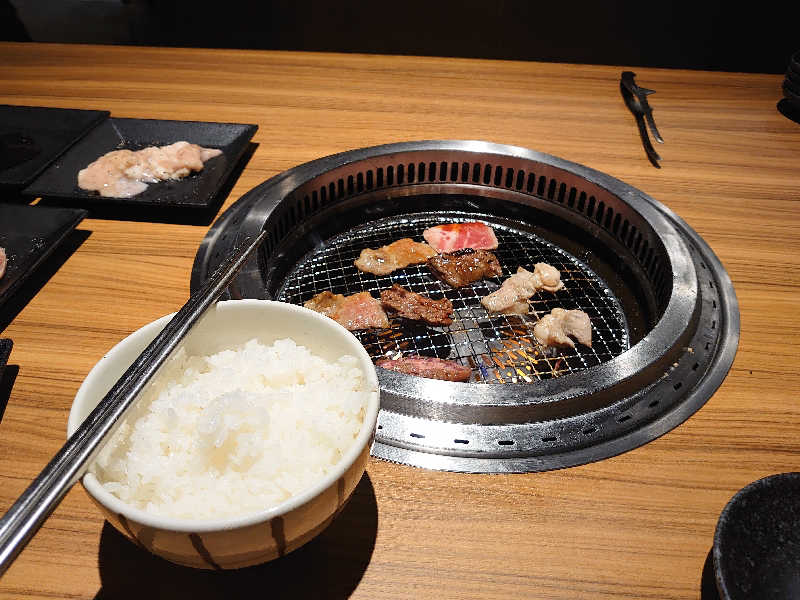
[
  {"xmin": 777, "ymin": 98, "xmax": 800, "ymax": 124},
  {"xmin": 0, "ymin": 105, "xmax": 109, "ymax": 192},
  {"xmin": 22, "ymin": 118, "xmax": 257, "ymax": 208},
  {"xmin": 778, "ymin": 65, "xmax": 800, "ymax": 123},
  {"xmin": 785, "ymin": 69, "xmax": 800, "ymax": 87},
  {"xmin": 789, "ymin": 52, "xmax": 800, "ymax": 75},
  {"xmin": 713, "ymin": 472, "xmax": 800, "ymax": 599},
  {"xmin": 782, "ymin": 80, "xmax": 800, "ymax": 105},
  {"xmin": 0, "ymin": 203, "xmax": 87, "ymax": 310}
]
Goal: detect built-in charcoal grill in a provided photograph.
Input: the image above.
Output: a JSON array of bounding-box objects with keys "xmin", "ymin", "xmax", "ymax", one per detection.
[{"xmin": 191, "ymin": 140, "xmax": 739, "ymax": 473}]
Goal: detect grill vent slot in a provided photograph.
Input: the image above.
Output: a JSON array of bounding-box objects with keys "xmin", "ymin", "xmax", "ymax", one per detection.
[{"xmin": 275, "ymin": 156, "xmax": 670, "ymax": 312}]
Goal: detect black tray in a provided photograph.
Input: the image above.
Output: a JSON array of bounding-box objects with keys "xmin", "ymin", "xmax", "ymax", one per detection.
[
  {"xmin": 0, "ymin": 203, "xmax": 87, "ymax": 310},
  {"xmin": 0, "ymin": 338, "xmax": 12, "ymax": 419},
  {"xmin": 0, "ymin": 339, "xmax": 10, "ymax": 377},
  {"xmin": 22, "ymin": 118, "xmax": 257, "ymax": 208},
  {"xmin": 0, "ymin": 105, "xmax": 109, "ymax": 192}
]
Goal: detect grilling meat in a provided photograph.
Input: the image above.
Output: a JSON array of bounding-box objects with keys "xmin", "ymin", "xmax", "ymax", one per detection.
[
  {"xmin": 481, "ymin": 263, "xmax": 565, "ymax": 315},
  {"xmin": 427, "ymin": 248, "xmax": 502, "ymax": 288},
  {"xmin": 422, "ymin": 221, "xmax": 499, "ymax": 253},
  {"xmin": 304, "ymin": 290, "xmax": 389, "ymax": 330},
  {"xmin": 376, "ymin": 354, "xmax": 472, "ymax": 382},
  {"xmin": 354, "ymin": 238, "xmax": 437, "ymax": 275},
  {"xmin": 380, "ymin": 284, "xmax": 454, "ymax": 326},
  {"xmin": 0, "ymin": 247, "xmax": 5, "ymax": 279},
  {"xmin": 533, "ymin": 308, "xmax": 592, "ymax": 349}
]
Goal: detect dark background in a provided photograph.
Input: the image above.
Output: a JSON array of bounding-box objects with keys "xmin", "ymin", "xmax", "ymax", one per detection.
[{"xmin": 1, "ymin": 0, "xmax": 797, "ymax": 74}]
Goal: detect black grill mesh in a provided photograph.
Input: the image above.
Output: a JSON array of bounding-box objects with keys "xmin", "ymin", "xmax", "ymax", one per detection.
[{"xmin": 277, "ymin": 213, "xmax": 629, "ymax": 382}]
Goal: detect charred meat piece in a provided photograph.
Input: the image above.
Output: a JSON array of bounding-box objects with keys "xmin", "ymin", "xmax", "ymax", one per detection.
[
  {"xmin": 304, "ymin": 290, "xmax": 389, "ymax": 331},
  {"xmin": 354, "ymin": 238, "xmax": 437, "ymax": 275},
  {"xmin": 533, "ymin": 308, "xmax": 592, "ymax": 349},
  {"xmin": 303, "ymin": 290, "xmax": 340, "ymax": 319},
  {"xmin": 427, "ymin": 248, "xmax": 502, "ymax": 288},
  {"xmin": 379, "ymin": 284, "xmax": 454, "ymax": 326},
  {"xmin": 481, "ymin": 263, "xmax": 565, "ymax": 314},
  {"xmin": 422, "ymin": 221, "xmax": 499, "ymax": 253},
  {"xmin": 376, "ymin": 354, "xmax": 472, "ymax": 382}
]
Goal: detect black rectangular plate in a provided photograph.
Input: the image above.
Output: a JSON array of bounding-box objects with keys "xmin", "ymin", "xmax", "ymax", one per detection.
[
  {"xmin": 0, "ymin": 105, "xmax": 109, "ymax": 191},
  {"xmin": 0, "ymin": 338, "xmax": 13, "ymax": 423},
  {"xmin": 0, "ymin": 203, "xmax": 87, "ymax": 309},
  {"xmin": 0, "ymin": 339, "xmax": 10, "ymax": 378},
  {"xmin": 0, "ymin": 339, "xmax": 10, "ymax": 369},
  {"xmin": 22, "ymin": 118, "xmax": 258, "ymax": 208}
]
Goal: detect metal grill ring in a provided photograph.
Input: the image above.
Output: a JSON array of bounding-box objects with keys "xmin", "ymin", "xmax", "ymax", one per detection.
[{"xmin": 191, "ymin": 140, "xmax": 739, "ymax": 473}]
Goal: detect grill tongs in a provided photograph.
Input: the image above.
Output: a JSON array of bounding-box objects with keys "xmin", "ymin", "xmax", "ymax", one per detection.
[
  {"xmin": 0, "ymin": 230, "xmax": 268, "ymax": 577},
  {"xmin": 620, "ymin": 71, "xmax": 663, "ymax": 168}
]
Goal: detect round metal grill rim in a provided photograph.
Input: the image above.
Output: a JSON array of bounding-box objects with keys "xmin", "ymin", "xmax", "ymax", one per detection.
[
  {"xmin": 372, "ymin": 202, "xmax": 741, "ymax": 473},
  {"xmin": 191, "ymin": 139, "xmax": 740, "ymax": 473},
  {"xmin": 196, "ymin": 140, "xmax": 700, "ymax": 412}
]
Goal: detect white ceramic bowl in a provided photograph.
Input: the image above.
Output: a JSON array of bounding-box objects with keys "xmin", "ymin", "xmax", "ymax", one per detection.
[{"xmin": 68, "ymin": 299, "xmax": 380, "ymax": 570}]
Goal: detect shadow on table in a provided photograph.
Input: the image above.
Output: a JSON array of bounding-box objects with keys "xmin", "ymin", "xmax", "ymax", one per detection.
[
  {"xmin": 701, "ymin": 548, "xmax": 721, "ymax": 600},
  {"xmin": 0, "ymin": 228, "xmax": 91, "ymax": 332},
  {"xmin": 93, "ymin": 471, "xmax": 379, "ymax": 600},
  {"xmin": 36, "ymin": 142, "xmax": 258, "ymax": 227}
]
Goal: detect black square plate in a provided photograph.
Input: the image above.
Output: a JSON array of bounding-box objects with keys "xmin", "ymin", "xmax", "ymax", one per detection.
[
  {"xmin": 0, "ymin": 339, "xmax": 10, "ymax": 378},
  {"xmin": 0, "ymin": 203, "xmax": 87, "ymax": 309},
  {"xmin": 0, "ymin": 338, "xmax": 12, "ymax": 422},
  {"xmin": 22, "ymin": 118, "xmax": 257, "ymax": 208},
  {"xmin": 0, "ymin": 339, "xmax": 10, "ymax": 367},
  {"xmin": 0, "ymin": 105, "xmax": 109, "ymax": 191}
]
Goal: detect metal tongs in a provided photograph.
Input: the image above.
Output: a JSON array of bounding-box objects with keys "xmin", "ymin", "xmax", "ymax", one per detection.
[
  {"xmin": 620, "ymin": 71, "xmax": 663, "ymax": 168},
  {"xmin": 0, "ymin": 229, "xmax": 267, "ymax": 576}
]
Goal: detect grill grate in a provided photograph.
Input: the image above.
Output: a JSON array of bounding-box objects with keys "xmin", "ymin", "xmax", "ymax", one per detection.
[{"xmin": 277, "ymin": 212, "xmax": 629, "ymax": 382}]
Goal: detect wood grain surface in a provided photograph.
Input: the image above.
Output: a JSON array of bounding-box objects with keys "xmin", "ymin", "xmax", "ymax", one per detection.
[{"xmin": 0, "ymin": 42, "xmax": 798, "ymax": 599}]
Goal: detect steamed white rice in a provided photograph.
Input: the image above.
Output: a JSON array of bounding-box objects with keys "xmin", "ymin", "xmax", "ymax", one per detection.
[{"xmin": 90, "ymin": 337, "xmax": 369, "ymax": 520}]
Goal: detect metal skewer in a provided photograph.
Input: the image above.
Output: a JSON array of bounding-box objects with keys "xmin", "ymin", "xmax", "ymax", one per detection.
[{"xmin": 0, "ymin": 229, "xmax": 267, "ymax": 577}]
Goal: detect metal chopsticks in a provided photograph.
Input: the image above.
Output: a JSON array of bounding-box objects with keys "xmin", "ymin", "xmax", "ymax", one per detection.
[
  {"xmin": 620, "ymin": 71, "xmax": 664, "ymax": 168},
  {"xmin": 0, "ymin": 229, "xmax": 267, "ymax": 577}
]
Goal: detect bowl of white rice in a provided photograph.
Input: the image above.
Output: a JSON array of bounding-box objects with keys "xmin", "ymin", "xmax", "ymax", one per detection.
[{"xmin": 68, "ymin": 299, "xmax": 380, "ymax": 570}]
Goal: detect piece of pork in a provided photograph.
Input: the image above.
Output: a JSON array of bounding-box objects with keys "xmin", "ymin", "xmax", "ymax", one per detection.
[
  {"xmin": 427, "ymin": 248, "xmax": 502, "ymax": 288},
  {"xmin": 379, "ymin": 284, "xmax": 454, "ymax": 326},
  {"xmin": 533, "ymin": 308, "xmax": 592, "ymax": 349},
  {"xmin": 480, "ymin": 263, "xmax": 565, "ymax": 314},
  {"xmin": 376, "ymin": 354, "xmax": 472, "ymax": 382},
  {"xmin": 77, "ymin": 141, "xmax": 222, "ymax": 198},
  {"xmin": 303, "ymin": 290, "xmax": 341, "ymax": 319},
  {"xmin": 0, "ymin": 247, "xmax": 6, "ymax": 279},
  {"xmin": 304, "ymin": 290, "xmax": 389, "ymax": 330},
  {"xmin": 354, "ymin": 238, "xmax": 437, "ymax": 275},
  {"xmin": 422, "ymin": 222, "xmax": 499, "ymax": 253}
]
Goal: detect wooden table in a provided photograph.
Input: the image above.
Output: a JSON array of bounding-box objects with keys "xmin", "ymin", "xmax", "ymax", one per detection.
[{"xmin": 0, "ymin": 42, "xmax": 798, "ymax": 599}]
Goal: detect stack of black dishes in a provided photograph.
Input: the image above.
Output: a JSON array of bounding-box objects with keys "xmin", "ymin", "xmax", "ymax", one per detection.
[
  {"xmin": 778, "ymin": 51, "xmax": 800, "ymax": 124},
  {"xmin": 713, "ymin": 473, "xmax": 800, "ymax": 599}
]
